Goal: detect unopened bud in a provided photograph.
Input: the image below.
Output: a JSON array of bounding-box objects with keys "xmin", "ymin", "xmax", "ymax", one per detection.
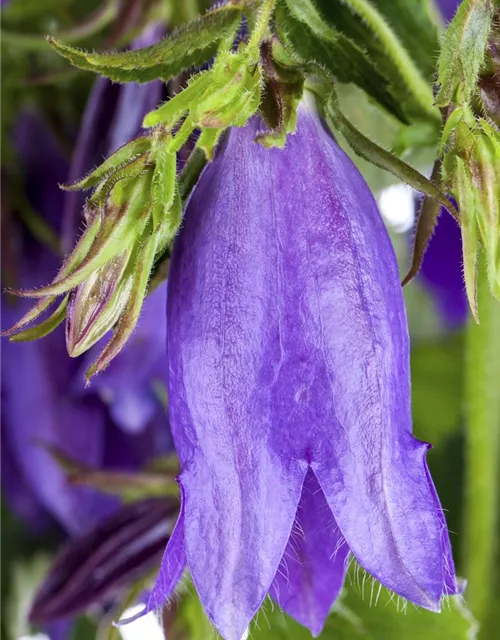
[
  {"xmin": 66, "ymin": 249, "xmax": 134, "ymax": 357},
  {"xmin": 443, "ymin": 106, "xmax": 500, "ymax": 318}
]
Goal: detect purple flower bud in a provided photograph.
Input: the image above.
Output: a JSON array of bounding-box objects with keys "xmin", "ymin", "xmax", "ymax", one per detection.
[
  {"xmin": 30, "ymin": 498, "xmax": 178, "ymax": 624},
  {"xmin": 136, "ymin": 101, "xmax": 458, "ymax": 639}
]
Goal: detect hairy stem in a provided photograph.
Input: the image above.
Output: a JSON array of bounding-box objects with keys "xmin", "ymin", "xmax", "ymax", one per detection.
[{"xmin": 464, "ymin": 257, "xmax": 500, "ymax": 626}]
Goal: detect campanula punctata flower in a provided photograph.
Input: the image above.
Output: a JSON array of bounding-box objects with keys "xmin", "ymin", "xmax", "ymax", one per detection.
[{"xmin": 136, "ymin": 99, "xmax": 458, "ymax": 639}]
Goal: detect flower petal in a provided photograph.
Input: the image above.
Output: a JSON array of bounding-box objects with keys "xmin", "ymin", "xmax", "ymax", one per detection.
[
  {"xmin": 167, "ymin": 126, "xmax": 308, "ymax": 638},
  {"xmin": 269, "ymin": 469, "xmax": 349, "ymax": 637},
  {"xmin": 166, "ymin": 98, "xmax": 456, "ymax": 638},
  {"xmin": 146, "ymin": 491, "xmax": 187, "ymax": 613}
]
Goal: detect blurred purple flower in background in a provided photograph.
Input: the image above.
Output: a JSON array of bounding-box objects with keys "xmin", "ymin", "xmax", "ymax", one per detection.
[
  {"xmin": 133, "ymin": 103, "xmax": 458, "ymax": 640},
  {"xmin": 1, "ymin": 25, "xmax": 172, "ymax": 633},
  {"xmin": 1, "ymin": 106, "xmax": 170, "ymax": 535},
  {"xmin": 1, "ymin": 111, "xmax": 115, "ymax": 535},
  {"xmin": 438, "ymin": 0, "xmax": 462, "ymax": 22},
  {"xmin": 418, "ymin": 206, "xmax": 468, "ymax": 328}
]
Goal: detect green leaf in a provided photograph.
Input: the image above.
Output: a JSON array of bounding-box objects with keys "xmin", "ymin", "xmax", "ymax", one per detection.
[
  {"xmin": 411, "ymin": 334, "xmax": 464, "ymax": 444},
  {"xmin": 437, "ymin": 0, "xmax": 493, "ymax": 107},
  {"xmin": 275, "ymin": 2, "xmax": 407, "ymax": 122},
  {"xmin": 281, "ymin": 0, "xmax": 438, "ymax": 123},
  {"xmin": 46, "ymin": 4, "xmax": 243, "ymax": 83},
  {"xmin": 150, "ymin": 141, "xmax": 177, "ymax": 229},
  {"xmin": 369, "ymin": 0, "xmax": 441, "ymax": 81}
]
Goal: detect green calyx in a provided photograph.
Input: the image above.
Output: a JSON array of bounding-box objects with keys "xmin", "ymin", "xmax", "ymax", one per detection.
[
  {"xmin": 3, "ymin": 133, "xmax": 183, "ymax": 380},
  {"xmin": 142, "ymin": 49, "xmax": 264, "ymax": 154},
  {"xmin": 442, "ymin": 105, "xmax": 500, "ymax": 321}
]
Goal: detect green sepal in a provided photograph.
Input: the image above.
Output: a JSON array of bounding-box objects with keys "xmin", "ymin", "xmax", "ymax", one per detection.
[
  {"xmin": 190, "ymin": 52, "xmax": 262, "ymax": 129},
  {"xmin": 85, "ymin": 223, "xmax": 159, "ymax": 382},
  {"xmin": 402, "ymin": 165, "xmax": 443, "ymax": 287},
  {"xmin": 402, "ymin": 196, "xmax": 441, "ymax": 287},
  {"xmin": 9, "ymin": 296, "xmax": 68, "ymax": 342},
  {"xmin": 11, "ymin": 174, "xmax": 152, "ymax": 298},
  {"xmin": 86, "ymin": 154, "xmax": 150, "ymax": 209},
  {"xmin": 442, "ymin": 105, "xmax": 500, "ymax": 310},
  {"xmin": 46, "ymin": 4, "xmax": 243, "ymax": 83},
  {"xmin": 142, "ymin": 72, "xmax": 211, "ymax": 128},
  {"xmin": 167, "ymin": 116, "xmax": 196, "ymax": 154},
  {"xmin": 275, "ymin": 1, "xmax": 408, "ymax": 123},
  {"xmin": 437, "ymin": 0, "xmax": 493, "ymax": 107},
  {"xmin": 326, "ymin": 92, "xmax": 457, "ymax": 217},
  {"xmin": 198, "ymin": 86, "xmax": 261, "ymax": 129},
  {"xmin": 456, "ymin": 156, "xmax": 480, "ymax": 322},
  {"xmin": 150, "ymin": 137, "xmax": 177, "ymax": 229},
  {"xmin": 62, "ymin": 136, "xmax": 151, "ymax": 192},
  {"xmin": 197, "ymin": 128, "xmax": 223, "ymax": 160},
  {"xmin": 154, "ymin": 191, "xmax": 183, "ymax": 256},
  {"xmin": 3, "ymin": 215, "xmax": 101, "ymax": 335}
]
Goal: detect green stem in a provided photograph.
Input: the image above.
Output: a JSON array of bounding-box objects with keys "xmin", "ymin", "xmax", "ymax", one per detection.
[
  {"xmin": 247, "ymin": 0, "xmax": 276, "ymax": 58},
  {"xmin": 342, "ymin": 0, "xmax": 438, "ymax": 121},
  {"xmin": 464, "ymin": 258, "xmax": 500, "ymax": 626}
]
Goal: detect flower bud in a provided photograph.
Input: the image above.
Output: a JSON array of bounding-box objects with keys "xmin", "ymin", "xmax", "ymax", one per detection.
[
  {"xmin": 65, "ymin": 248, "xmax": 134, "ymax": 357},
  {"xmin": 443, "ymin": 106, "xmax": 500, "ymax": 318}
]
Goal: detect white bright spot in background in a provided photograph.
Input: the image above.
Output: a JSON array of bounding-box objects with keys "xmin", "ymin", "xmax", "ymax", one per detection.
[
  {"xmin": 19, "ymin": 635, "xmax": 50, "ymax": 640},
  {"xmin": 378, "ymin": 184, "xmax": 415, "ymax": 233},
  {"xmin": 118, "ymin": 605, "xmax": 165, "ymax": 640}
]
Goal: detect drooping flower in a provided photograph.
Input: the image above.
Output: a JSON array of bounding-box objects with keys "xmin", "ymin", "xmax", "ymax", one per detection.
[{"xmin": 133, "ymin": 100, "xmax": 458, "ymax": 639}]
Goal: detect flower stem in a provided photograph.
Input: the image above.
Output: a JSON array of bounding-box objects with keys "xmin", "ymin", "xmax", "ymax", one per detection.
[
  {"xmin": 464, "ymin": 257, "xmax": 500, "ymax": 625},
  {"xmin": 247, "ymin": 0, "xmax": 276, "ymax": 58}
]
